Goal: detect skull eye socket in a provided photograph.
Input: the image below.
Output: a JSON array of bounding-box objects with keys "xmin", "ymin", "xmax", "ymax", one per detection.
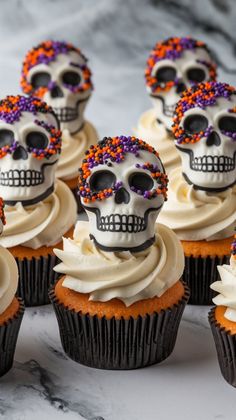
[
  {"xmin": 31, "ymin": 72, "xmax": 51, "ymax": 89},
  {"xmin": 89, "ymin": 170, "xmax": 116, "ymax": 193},
  {"xmin": 155, "ymin": 66, "xmax": 177, "ymax": 83},
  {"xmin": 0, "ymin": 129, "xmax": 14, "ymax": 147},
  {"xmin": 186, "ymin": 67, "xmax": 206, "ymax": 83},
  {"xmin": 26, "ymin": 131, "xmax": 49, "ymax": 149},
  {"xmin": 129, "ymin": 172, "xmax": 154, "ymax": 192},
  {"xmin": 183, "ymin": 114, "xmax": 208, "ymax": 134},
  {"xmin": 62, "ymin": 71, "xmax": 81, "ymax": 86},
  {"xmin": 218, "ymin": 116, "xmax": 236, "ymax": 133}
]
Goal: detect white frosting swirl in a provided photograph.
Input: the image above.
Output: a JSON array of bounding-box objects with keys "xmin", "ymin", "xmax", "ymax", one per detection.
[
  {"xmin": 135, "ymin": 109, "xmax": 181, "ymax": 173},
  {"xmin": 158, "ymin": 167, "xmax": 236, "ymax": 241},
  {"xmin": 56, "ymin": 121, "xmax": 98, "ymax": 181},
  {"xmin": 53, "ymin": 221, "xmax": 184, "ymax": 307},
  {"xmin": 0, "ymin": 180, "xmax": 77, "ymax": 249},
  {"xmin": 0, "ymin": 245, "xmax": 18, "ymax": 315},
  {"xmin": 211, "ymin": 257, "xmax": 236, "ymax": 321}
]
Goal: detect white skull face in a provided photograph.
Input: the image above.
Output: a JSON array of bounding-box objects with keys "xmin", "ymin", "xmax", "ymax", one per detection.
[
  {"xmin": 79, "ymin": 139, "xmax": 168, "ymax": 252},
  {"xmin": 147, "ymin": 46, "xmax": 216, "ymax": 131},
  {"xmin": 175, "ymin": 95, "xmax": 236, "ymax": 192},
  {"xmin": 21, "ymin": 43, "xmax": 92, "ymax": 135},
  {"xmin": 0, "ymin": 99, "xmax": 61, "ymax": 205}
]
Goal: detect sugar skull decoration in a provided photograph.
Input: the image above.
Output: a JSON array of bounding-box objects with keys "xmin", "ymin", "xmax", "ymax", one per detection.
[
  {"xmin": 78, "ymin": 136, "xmax": 168, "ymax": 251},
  {"xmin": 0, "ymin": 95, "xmax": 61, "ymax": 206},
  {"xmin": 0, "ymin": 197, "xmax": 6, "ymax": 235},
  {"xmin": 172, "ymin": 82, "xmax": 236, "ymax": 192},
  {"xmin": 20, "ymin": 40, "xmax": 93, "ymax": 135},
  {"xmin": 145, "ymin": 37, "xmax": 217, "ymax": 131}
]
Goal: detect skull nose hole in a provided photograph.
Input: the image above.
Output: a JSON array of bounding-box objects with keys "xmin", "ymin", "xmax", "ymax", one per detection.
[
  {"xmin": 50, "ymin": 85, "xmax": 64, "ymax": 98},
  {"xmin": 12, "ymin": 145, "xmax": 28, "ymax": 160},
  {"xmin": 206, "ymin": 131, "xmax": 221, "ymax": 146},
  {"xmin": 176, "ymin": 82, "xmax": 187, "ymax": 94},
  {"xmin": 115, "ymin": 188, "xmax": 130, "ymax": 204}
]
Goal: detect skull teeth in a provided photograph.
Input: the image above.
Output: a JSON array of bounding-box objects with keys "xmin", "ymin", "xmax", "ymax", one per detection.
[
  {"xmin": 190, "ymin": 155, "xmax": 235, "ymax": 172},
  {"xmin": 98, "ymin": 214, "xmax": 146, "ymax": 233},
  {"xmin": 163, "ymin": 104, "xmax": 175, "ymax": 118},
  {"xmin": 53, "ymin": 107, "xmax": 78, "ymax": 122},
  {"xmin": 0, "ymin": 170, "xmax": 43, "ymax": 186}
]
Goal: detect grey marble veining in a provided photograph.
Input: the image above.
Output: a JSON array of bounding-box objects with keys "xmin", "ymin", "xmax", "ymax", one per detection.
[{"xmin": 0, "ymin": 0, "xmax": 236, "ymax": 419}]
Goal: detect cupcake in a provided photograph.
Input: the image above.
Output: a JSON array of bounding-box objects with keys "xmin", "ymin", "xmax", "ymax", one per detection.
[
  {"xmin": 20, "ymin": 40, "xmax": 98, "ymax": 212},
  {"xmin": 0, "ymin": 95, "xmax": 77, "ymax": 306},
  {"xmin": 136, "ymin": 37, "xmax": 217, "ymax": 175},
  {"xmin": 209, "ymin": 235, "xmax": 236, "ymax": 387},
  {"xmin": 0, "ymin": 197, "xmax": 24, "ymax": 377},
  {"xmin": 50, "ymin": 135, "xmax": 189, "ymax": 370},
  {"xmin": 158, "ymin": 82, "xmax": 236, "ymax": 304}
]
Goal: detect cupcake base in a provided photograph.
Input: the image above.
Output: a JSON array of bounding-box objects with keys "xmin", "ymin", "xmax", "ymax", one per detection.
[
  {"xmin": 63, "ymin": 177, "xmax": 84, "ymax": 213},
  {"xmin": 182, "ymin": 237, "xmax": 232, "ymax": 305},
  {"xmin": 183, "ymin": 254, "xmax": 230, "ymax": 305},
  {"xmin": 0, "ymin": 298, "xmax": 24, "ymax": 377},
  {"xmin": 49, "ymin": 280, "xmax": 189, "ymax": 370},
  {"xmin": 209, "ymin": 307, "xmax": 236, "ymax": 387},
  {"xmin": 9, "ymin": 227, "xmax": 74, "ymax": 307}
]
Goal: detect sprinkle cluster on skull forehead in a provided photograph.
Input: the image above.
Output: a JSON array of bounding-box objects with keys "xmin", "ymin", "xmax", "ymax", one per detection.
[
  {"xmin": 21, "ymin": 40, "xmax": 93, "ymax": 97},
  {"xmin": 172, "ymin": 81, "xmax": 236, "ymax": 144},
  {"xmin": 0, "ymin": 197, "xmax": 5, "ymax": 225},
  {"xmin": 0, "ymin": 95, "xmax": 53, "ymax": 123},
  {"xmin": 78, "ymin": 136, "xmax": 168, "ymax": 203},
  {"xmin": 0, "ymin": 95, "xmax": 62, "ymax": 159},
  {"xmin": 145, "ymin": 37, "xmax": 217, "ymax": 94}
]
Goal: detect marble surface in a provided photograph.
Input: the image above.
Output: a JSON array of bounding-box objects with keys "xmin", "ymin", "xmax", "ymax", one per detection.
[{"xmin": 1, "ymin": 0, "xmax": 236, "ymax": 418}]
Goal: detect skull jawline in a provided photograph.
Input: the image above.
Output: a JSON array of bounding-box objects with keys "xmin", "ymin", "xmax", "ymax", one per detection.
[
  {"xmin": 83, "ymin": 205, "xmax": 163, "ymax": 252},
  {"xmin": 2, "ymin": 159, "xmax": 58, "ymax": 206},
  {"xmin": 182, "ymin": 171, "xmax": 236, "ymax": 193}
]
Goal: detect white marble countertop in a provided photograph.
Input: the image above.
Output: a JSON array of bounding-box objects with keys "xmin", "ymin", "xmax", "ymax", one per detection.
[
  {"xmin": 1, "ymin": 0, "xmax": 236, "ymax": 418},
  {"xmin": 1, "ymin": 305, "xmax": 236, "ymax": 420}
]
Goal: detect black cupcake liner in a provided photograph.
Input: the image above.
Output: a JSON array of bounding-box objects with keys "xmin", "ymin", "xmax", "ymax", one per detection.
[
  {"xmin": 72, "ymin": 187, "xmax": 84, "ymax": 213},
  {"xmin": 182, "ymin": 254, "xmax": 230, "ymax": 305},
  {"xmin": 0, "ymin": 298, "xmax": 24, "ymax": 377},
  {"xmin": 49, "ymin": 282, "xmax": 189, "ymax": 370},
  {"xmin": 15, "ymin": 253, "xmax": 61, "ymax": 307},
  {"xmin": 209, "ymin": 307, "xmax": 236, "ymax": 387}
]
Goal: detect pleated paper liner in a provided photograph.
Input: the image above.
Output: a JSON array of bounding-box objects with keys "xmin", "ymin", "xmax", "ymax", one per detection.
[
  {"xmin": 183, "ymin": 254, "xmax": 230, "ymax": 305},
  {"xmin": 0, "ymin": 298, "xmax": 24, "ymax": 377},
  {"xmin": 15, "ymin": 253, "xmax": 61, "ymax": 307},
  {"xmin": 49, "ymin": 282, "xmax": 189, "ymax": 370},
  {"xmin": 209, "ymin": 307, "xmax": 236, "ymax": 387}
]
